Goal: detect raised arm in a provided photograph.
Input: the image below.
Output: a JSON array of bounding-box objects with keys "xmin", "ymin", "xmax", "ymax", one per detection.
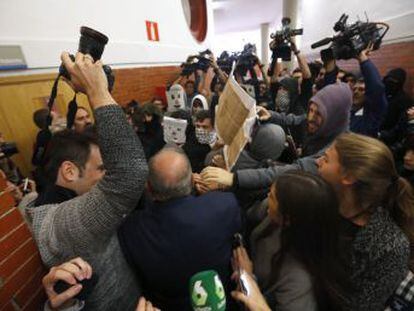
[{"xmin": 36, "ymin": 52, "xmax": 148, "ymax": 253}]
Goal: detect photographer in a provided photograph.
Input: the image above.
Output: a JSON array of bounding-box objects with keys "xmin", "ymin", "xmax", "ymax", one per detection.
[
  {"xmin": 269, "ymin": 39, "xmax": 312, "ymax": 115},
  {"xmin": 26, "ymin": 51, "xmax": 148, "ymax": 310},
  {"xmin": 322, "ymin": 43, "xmax": 387, "ymax": 138}
]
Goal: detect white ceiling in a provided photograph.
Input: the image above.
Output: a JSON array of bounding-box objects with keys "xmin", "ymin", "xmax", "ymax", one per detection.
[
  {"xmin": 212, "ymin": 0, "xmax": 414, "ymax": 51},
  {"xmin": 212, "ymin": 0, "xmax": 283, "ymax": 34}
]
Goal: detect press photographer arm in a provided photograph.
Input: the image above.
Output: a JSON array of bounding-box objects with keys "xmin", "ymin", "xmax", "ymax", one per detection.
[
  {"xmin": 210, "ymin": 54, "xmax": 229, "ymax": 84},
  {"xmin": 32, "ymin": 50, "xmax": 148, "ymax": 253},
  {"xmin": 61, "ymin": 52, "xmax": 115, "ymax": 108},
  {"xmin": 356, "ymin": 43, "xmax": 388, "ymax": 134},
  {"xmin": 290, "ymin": 39, "xmax": 311, "ymax": 80}
]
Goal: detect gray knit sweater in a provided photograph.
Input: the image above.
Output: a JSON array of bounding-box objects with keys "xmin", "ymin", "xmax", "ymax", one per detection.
[{"xmin": 26, "ymin": 105, "xmax": 148, "ymax": 311}]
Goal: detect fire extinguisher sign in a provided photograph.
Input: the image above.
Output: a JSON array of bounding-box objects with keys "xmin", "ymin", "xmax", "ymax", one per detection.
[{"xmin": 146, "ymin": 21, "xmax": 160, "ymax": 41}]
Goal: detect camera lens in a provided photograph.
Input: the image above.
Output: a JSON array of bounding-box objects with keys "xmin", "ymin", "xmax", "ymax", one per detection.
[{"xmin": 78, "ymin": 26, "xmax": 109, "ymax": 61}]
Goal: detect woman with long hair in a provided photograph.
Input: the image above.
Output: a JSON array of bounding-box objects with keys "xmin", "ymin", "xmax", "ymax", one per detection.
[
  {"xmin": 317, "ymin": 132, "xmax": 414, "ymax": 310},
  {"xmin": 234, "ymin": 170, "xmax": 348, "ymax": 311}
]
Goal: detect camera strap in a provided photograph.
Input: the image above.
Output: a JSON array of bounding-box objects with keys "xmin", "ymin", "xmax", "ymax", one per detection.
[
  {"xmin": 45, "ymin": 74, "xmax": 61, "ymax": 130},
  {"xmin": 32, "ymin": 74, "xmax": 61, "ymax": 166},
  {"xmin": 66, "ymin": 94, "xmax": 78, "ymax": 129}
]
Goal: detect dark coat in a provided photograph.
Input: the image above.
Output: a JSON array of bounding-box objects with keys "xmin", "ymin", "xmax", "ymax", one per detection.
[{"xmin": 118, "ymin": 192, "xmax": 242, "ymax": 311}]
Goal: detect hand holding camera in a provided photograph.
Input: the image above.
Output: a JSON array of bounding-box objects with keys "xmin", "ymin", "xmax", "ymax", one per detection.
[
  {"xmin": 357, "ymin": 41, "xmax": 374, "ymax": 63},
  {"xmin": 61, "ymin": 52, "xmax": 114, "ymax": 108}
]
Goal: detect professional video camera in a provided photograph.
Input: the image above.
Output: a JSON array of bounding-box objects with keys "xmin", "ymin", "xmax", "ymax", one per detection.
[
  {"xmin": 0, "ymin": 142, "xmax": 18, "ymax": 159},
  {"xmin": 216, "ymin": 51, "xmax": 239, "ymax": 75},
  {"xmin": 269, "ymin": 17, "xmax": 303, "ymax": 62},
  {"xmin": 236, "ymin": 43, "xmax": 259, "ymax": 77},
  {"xmin": 311, "ymin": 14, "xmax": 389, "ymax": 61},
  {"xmin": 180, "ymin": 49, "xmax": 213, "ymax": 76}
]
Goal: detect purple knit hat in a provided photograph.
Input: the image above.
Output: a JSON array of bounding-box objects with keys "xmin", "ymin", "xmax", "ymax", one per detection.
[{"xmin": 309, "ymin": 82, "xmax": 352, "ymax": 139}]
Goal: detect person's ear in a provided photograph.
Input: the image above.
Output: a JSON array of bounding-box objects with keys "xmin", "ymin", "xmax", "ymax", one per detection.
[
  {"xmin": 341, "ymin": 171, "xmax": 357, "ymax": 186},
  {"xmin": 60, "ymin": 161, "xmax": 80, "ymax": 182}
]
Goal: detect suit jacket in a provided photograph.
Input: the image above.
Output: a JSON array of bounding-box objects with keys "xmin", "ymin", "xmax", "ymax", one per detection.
[{"xmin": 118, "ymin": 192, "xmax": 241, "ymax": 311}]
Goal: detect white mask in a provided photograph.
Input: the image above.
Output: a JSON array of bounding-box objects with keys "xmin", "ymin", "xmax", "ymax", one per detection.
[
  {"xmin": 166, "ymin": 84, "xmax": 187, "ymax": 112},
  {"xmin": 195, "ymin": 128, "xmax": 217, "ymax": 145},
  {"xmin": 163, "ymin": 116, "xmax": 188, "ymax": 145}
]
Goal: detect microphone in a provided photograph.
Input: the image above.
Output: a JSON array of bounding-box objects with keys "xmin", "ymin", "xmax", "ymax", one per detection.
[
  {"xmin": 311, "ymin": 37, "xmax": 333, "ymax": 49},
  {"xmin": 189, "ymin": 270, "xmax": 226, "ymax": 311}
]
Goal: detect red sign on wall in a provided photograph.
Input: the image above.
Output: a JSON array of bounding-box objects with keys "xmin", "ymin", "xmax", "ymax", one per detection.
[{"xmin": 146, "ymin": 21, "xmax": 160, "ymax": 42}]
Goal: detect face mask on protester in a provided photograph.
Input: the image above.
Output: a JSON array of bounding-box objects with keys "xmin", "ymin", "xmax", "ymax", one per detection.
[
  {"xmin": 275, "ymin": 90, "xmax": 290, "ymax": 113},
  {"xmin": 195, "ymin": 128, "xmax": 217, "ymax": 145}
]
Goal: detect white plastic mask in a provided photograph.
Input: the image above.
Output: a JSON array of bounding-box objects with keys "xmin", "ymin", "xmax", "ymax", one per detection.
[
  {"xmin": 163, "ymin": 116, "xmax": 188, "ymax": 145},
  {"xmin": 166, "ymin": 84, "xmax": 187, "ymax": 112}
]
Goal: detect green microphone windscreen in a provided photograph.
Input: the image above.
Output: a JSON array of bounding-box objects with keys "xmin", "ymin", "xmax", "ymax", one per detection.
[{"xmin": 189, "ymin": 270, "xmax": 226, "ymax": 311}]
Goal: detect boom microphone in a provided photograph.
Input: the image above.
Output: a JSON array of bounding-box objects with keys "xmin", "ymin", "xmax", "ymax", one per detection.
[
  {"xmin": 189, "ymin": 270, "xmax": 226, "ymax": 311},
  {"xmin": 311, "ymin": 37, "xmax": 333, "ymax": 49}
]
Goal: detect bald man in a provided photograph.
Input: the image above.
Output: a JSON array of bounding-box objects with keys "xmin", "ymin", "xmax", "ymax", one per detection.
[{"xmin": 118, "ymin": 147, "xmax": 241, "ymax": 311}]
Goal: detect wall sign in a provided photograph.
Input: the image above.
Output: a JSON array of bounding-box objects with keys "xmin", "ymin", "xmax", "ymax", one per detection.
[{"xmin": 146, "ymin": 21, "xmax": 160, "ymax": 41}]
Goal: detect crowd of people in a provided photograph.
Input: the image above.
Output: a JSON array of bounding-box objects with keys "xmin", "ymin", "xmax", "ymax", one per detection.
[{"xmin": 1, "ymin": 32, "xmax": 414, "ymax": 311}]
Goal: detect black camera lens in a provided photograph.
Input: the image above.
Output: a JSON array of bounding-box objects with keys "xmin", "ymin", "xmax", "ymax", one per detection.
[{"xmin": 78, "ymin": 26, "xmax": 109, "ymax": 61}]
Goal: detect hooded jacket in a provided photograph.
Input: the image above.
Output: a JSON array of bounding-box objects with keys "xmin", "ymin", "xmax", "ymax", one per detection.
[
  {"xmin": 235, "ymin": 83, "xmax": 352, "ymax": 190},
  {"xmin": 233, "ymin": 124, "xmax": 286, "ymax": 170},
  {"xmin": 381, "ymin": 68, "xmax": 414, "ymax": 132},
  {"xmin": 190, "ymin": 94, "xmax": 209, "ymax": 115},
  {"xmin": 303, "ymin": 82, "xmax": 352, "ymax": 156}
]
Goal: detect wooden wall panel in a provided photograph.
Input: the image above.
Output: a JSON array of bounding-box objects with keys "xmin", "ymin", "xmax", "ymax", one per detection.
[
  {"xmin": 0, "ymin": 74, "xmax": 93, "ymax": 177},
  {"xmin": 0, "ymin": 65, "xmax": 180, "ymax": 177}
]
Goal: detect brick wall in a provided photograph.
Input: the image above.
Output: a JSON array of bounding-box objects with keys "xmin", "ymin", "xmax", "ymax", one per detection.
[
  {"xmin": 111, "ymin": 65, "xmax": 181, "ymax": 106},
  {"xmin": 307, "ymin": 41, "xmax": 414, "ymax": 97},
  {"xmin": 0, "ymin": 176, "xmax": 46, "ymax": 310}
]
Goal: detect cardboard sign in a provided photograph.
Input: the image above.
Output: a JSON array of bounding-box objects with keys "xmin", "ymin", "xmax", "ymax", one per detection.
[{"xmin": 215, "ymin": 65, "xmax": 256, "ymax": 170}]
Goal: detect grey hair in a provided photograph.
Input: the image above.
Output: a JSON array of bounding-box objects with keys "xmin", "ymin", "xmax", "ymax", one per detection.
[{"xmin": 148, "ymin": 147, "xmax": 192, "ymax": 202}]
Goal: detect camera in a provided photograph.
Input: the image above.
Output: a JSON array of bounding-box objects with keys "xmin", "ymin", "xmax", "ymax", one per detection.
[
  {"xmin": 216, "ymin": 51, "xmax": 239, "ymax": 75},
  {"xmin": 0, "ymin": 142, "xmax": 18, "ymax": 159},
  {"xmin": 59, "ymin": 26, "xmax": 115, "ymax": 92},
  {"xmin": 270, "ymin": 17, "xmax": 303, "ymax": 62},
  {"xmin": 180, "ymin": 49, "xmax": 213, "ymax": 76},
  {"xmin": 311, "ymin": 14, "xmax": 389, "ymax": 60},
  {"xmin": 236, "ymin": 43, "xmax": 258, "ymax": 77}
]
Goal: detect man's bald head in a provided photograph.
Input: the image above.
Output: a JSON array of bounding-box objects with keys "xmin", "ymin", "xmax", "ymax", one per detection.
[{"xmin": 148, "ymin": 147, "xmax": 192, "ymax": 201}]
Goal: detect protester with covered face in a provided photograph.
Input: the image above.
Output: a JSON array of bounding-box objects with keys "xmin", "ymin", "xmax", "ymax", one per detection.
[
  {"xmin": 183, "ymin": 110, "xmax": 217, "ymax": 173},
  {"xmin": 379, "ymin": 68, "xmax": 414, "ymax": 154},
  {"xmin": 381, "ymin": 68, "xmax": 413, "ymax": 132},
  {"xmin": 270, "ymin": 40, "xmax": 313, "ymax": 116},
  {"xmin": 132, "ymin": 103, "xmax": 165, "ymax": 160}
]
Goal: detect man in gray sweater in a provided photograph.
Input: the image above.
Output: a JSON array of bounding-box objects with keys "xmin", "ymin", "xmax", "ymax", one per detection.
[{"xmin": 26, "ymin": 52, "xmax": 148, "ymax": 310}]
